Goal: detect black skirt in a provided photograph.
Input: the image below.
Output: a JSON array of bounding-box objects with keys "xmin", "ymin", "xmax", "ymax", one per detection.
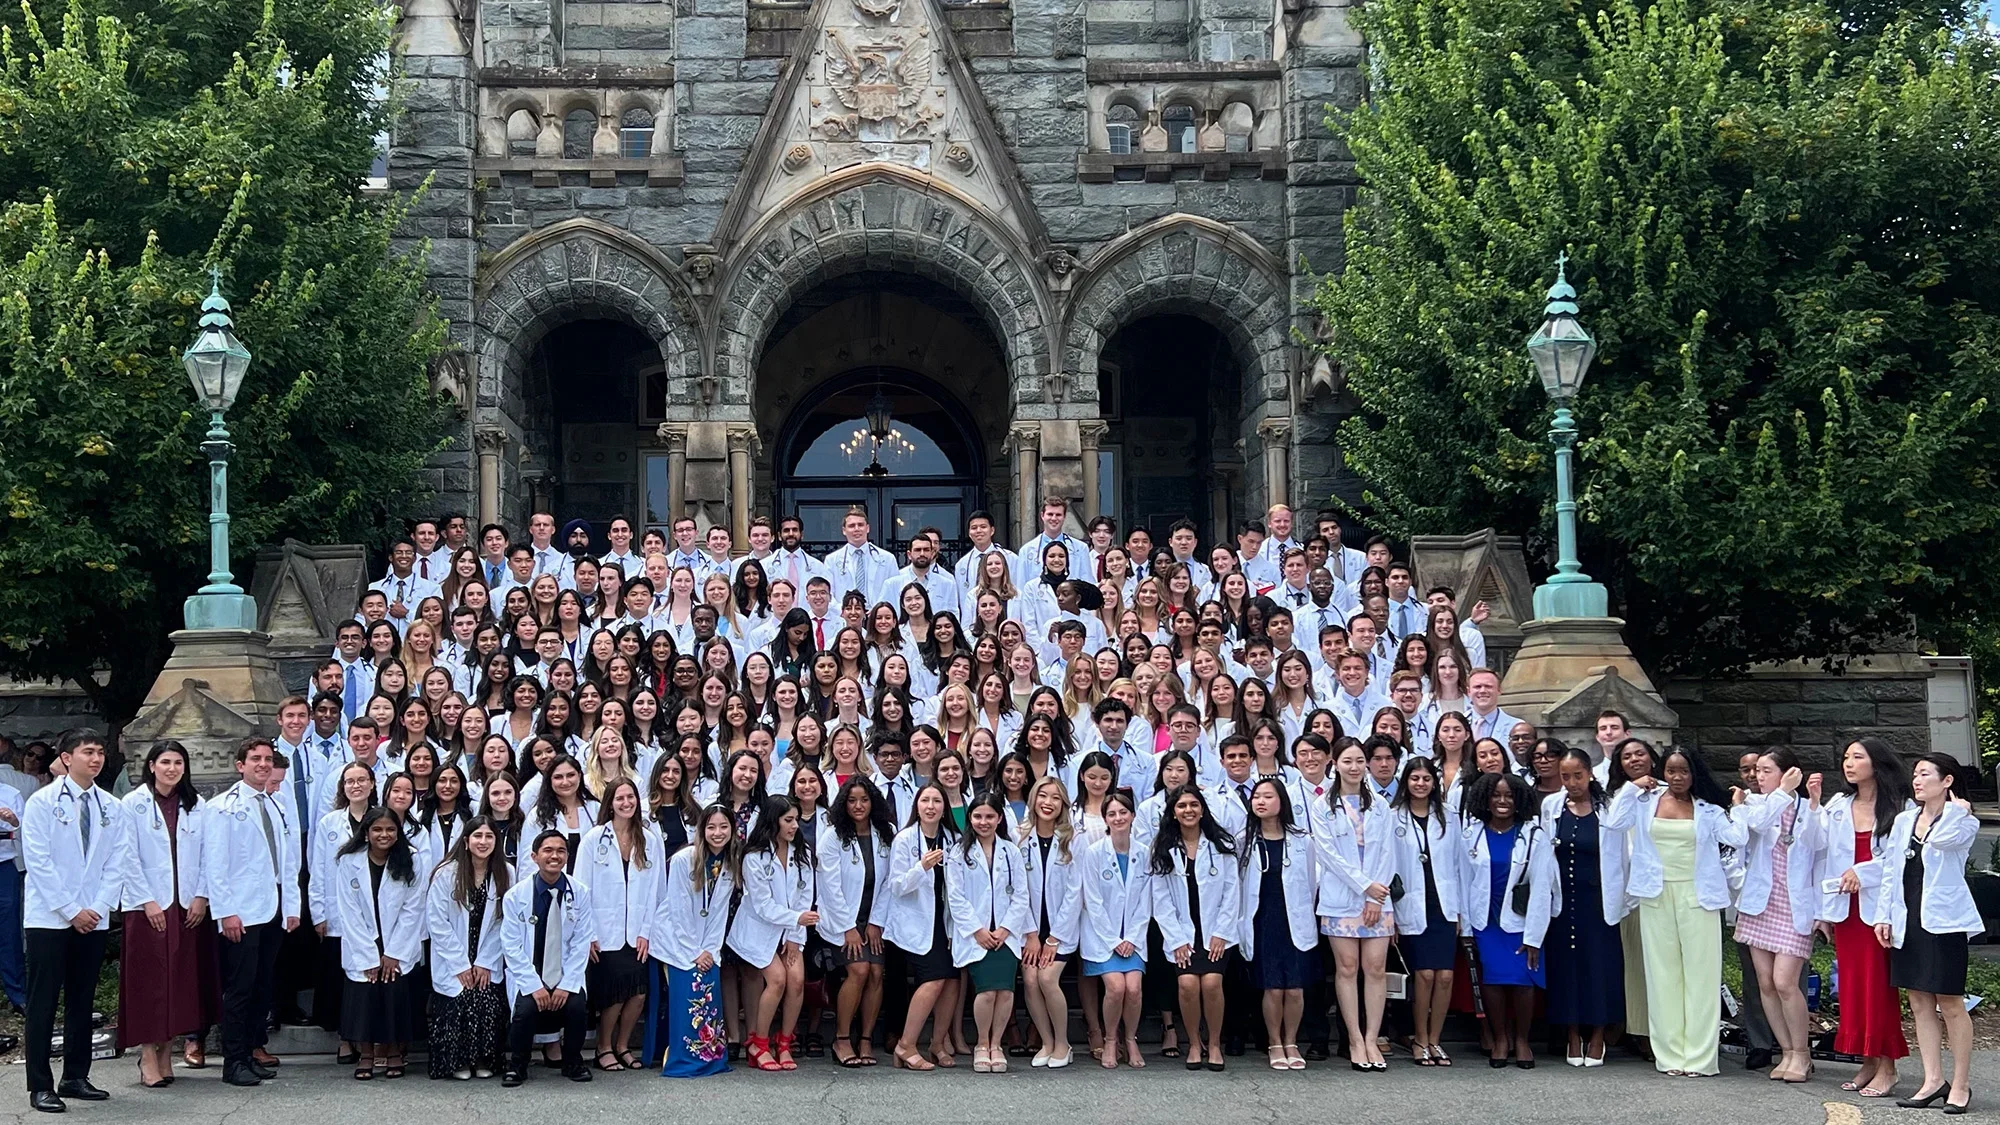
[
  {"xmin": 587, "ymin": 948, "xmax": 650, "ymax": 1011},
  {"xmin": 427, "ymin": 985, "xmax": 507, "ymax": 1077},
  {"xmin": 902, "ymin": 893, "xmax": 958, "ymax": 984},
  {"xmin": 340, "ymin": 975, "xmax": 416, "ymax": 1044},
  {"xmin": 1890, "ymin": 845, "xmax": 1970, "ymax": 996}
]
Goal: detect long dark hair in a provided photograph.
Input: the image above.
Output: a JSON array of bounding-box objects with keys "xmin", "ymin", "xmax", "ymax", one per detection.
[
  {"xmin": 1391, "ymin": 755, "xmax": 1443, "ymax": 815},
  {"xmin": 338, "ymin": 807, "xmax": 416, "ymax": 883},
  {"xmin": 532, "ymin": 753, "xmax": 594, "ymax": 826},
  {"xmin": 1660, "ymin": 744, "xmax": 1731, "ymax": 807},
  {"xmin": 831, "ymin": 776, "xmax": 896, "ymax": 850},
  {"xmin": 1844, "ymin": 736, "xmax": 1908, "ymax": 839},
  {"xmin": 445, "ymin": 814, "xmax": 513, "ymax": 907},
  {"xmin": 420, "ymin": 763, "xmax": 469, "ymax": 828},
  {"xmin": 1604, "ymin": 736, "xmax": 1661, "ymax": 799},
  {"xmin": 594, "ymin": 777, "xmax": 652, "ymax": 870},
  {"xmin": 743, "ymin": 794, "xmax": 810, "ymax": 869},
  {"xmin": 958, "ymin": 791, "xmax": 1011, "ymax": 858},
  {"xmin": 142, "ymin": 740, "xmax": 199, "ymax": 812},
  {"xmin": 1148, "ymin": 784, "xmax": 1237, "ymax": 875}
]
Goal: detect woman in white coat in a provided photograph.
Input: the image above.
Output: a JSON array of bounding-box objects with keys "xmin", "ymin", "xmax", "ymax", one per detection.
[
  {"xmin": 1731, "ymin": 748, "xmax": 1820, "ymax": 1082},
  {"xmin": 1389, "ymin": 756, "xmax": 1462, "ymax": 1066},
  {"xmin": 947, "ymin": 791, "xmax": 1031, "ymax": 1072},
  {"xmin": 817, "ymin": 777, "xmax": 896, "ymax": 1067},
  {"xmin": 884, "ymin": 782, "xmax": 960, "ymax": 1070},
  {"xmin": 580, "ymin": 778, "xmax": 663, "ymax": 1071},
  {"xmin": 310, "ymin": 761, "xmax": 379, "ymax": 1061},
  {"xmin": 653, "ymin": 807, "xmax": 738, "ymax": 1078},
  {"xmin": 1018, "ymin": 777, "xmax": 1084, "ymax": 1068},
  {"xmin": 1239, "ymin": 778, "xmax": 1319, "ymax": 1071},
  {"xmin": 1459, "ymin": 771, "xmax": 1556, "ymax": 1069},
  {"xmin": 1810, "ymin": 736, "xmax": 1911, "ymax": 1096},
  {"xmin": 729, "ymin": 794, "xmax": 818, "ymax": 1071},
  {"xmin": 426, "ymin": 816, "xmax": 509, "ymax": 1079},
  {"xmin": 1538, "ymin": 748, "xmax": 1628, "ymax": 1067},
  {"xmin": 1149, "ymin": 784, "xmax": 1241, "ymax": 1071},
  {"xmin": 1081, "ymin": 790, "xmax": 1150, "ymax": 1070},
  {"xmin": 116, "ymin": 742, "xmax": 214, "ymax": 1086},
  {"xmin": 1603, "ymin": 744, "xmax": 1746, "ymax": 1077},
  {"xmin": 1314, "ymin": 739, "xmax": 1396, "ymax": 1071},
  {"xmin": 1874, "ymin": 753, "xmax": 1982, "ymax": 1113},
  {"xmin": 333, "ymin": 808, "xmax": 428, "ymax": 1079}
]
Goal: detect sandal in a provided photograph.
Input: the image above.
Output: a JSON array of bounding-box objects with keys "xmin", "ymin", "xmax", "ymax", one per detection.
[
  {"xmin": 353, "ymin": 1064, "xmax": 374, "ymax": 1081},
  {"xmin": 1268, "ymin": 1046, "xmax": 1289, "ymax": 1070},
  {"xmin": 619, "ymin": 1050, "xmax": 641, "ymax": 1071},
  {"xmin": 596, "ymin": 1051, "xmax": 625, "ymax": 1072},
  {"xmin": 1432, "ymin": 1047, "xmax": 1452, "ymax": 1067},
  {"xmin": 1285, "ymin": 1044, "xmax": 1305, "ymax": 1070},
  {"xmin": 835, "ymin": 1040, "xmax": 863, "ymax": 1068},
  {"xmin": 931, "ymin": 1046, "xmax": 955, "ymax": 1068},
  {"xmin": 383, "ymin": 1055, "xmax": 406, "ymax": 1079},
  {"xmin": 856, "ymin": 1038, "xmax": 879, "ymax": 1066},
  {"xmin": 1126, "ymin": 1038, "xmax": 1146, "ymax": 1069},
  {"xmin": 748, "ymin": 1034, "xmax": 782, "ymax": 1072},
  {"xmin": 892, "ymin": 1044, "xmax": 935, "ymax": 1071},
  {"xmin": 1414, "ymin": 1044, "xmax": 1436, "ymax": 1067},
  {"xmin": 774, "ymin": 1032, "xmax": 799, "ymax": 1071},
  {"xmin": 803, "ymin": 1032, "xmax": 824, "ymax": 1058},
  {"xmin": 972, "ymin": 1045, "xmax": 993, "ymax": 1073}
]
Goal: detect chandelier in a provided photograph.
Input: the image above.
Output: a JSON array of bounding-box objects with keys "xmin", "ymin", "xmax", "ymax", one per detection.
[{"xmin": 837, "ymin": 388, "xmax": 915, "ymax": 478}]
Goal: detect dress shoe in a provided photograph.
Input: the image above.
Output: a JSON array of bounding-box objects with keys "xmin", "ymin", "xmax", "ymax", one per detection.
[
  {"xmin": 54, "ymin": 1081, "xmax": 106, "ymax": 1102},
  {"xmin": 251, "ymin": 1049, "xmax": 281, "ymax": 1068},
  {"xmin": 222, "ymin": 1064, "xmax": 262, "ymax": 1088},
  {"xmin": 247, "ymin": 1060, "xmax": 277, "ymax": 1081},
  {"xmin": 563, "ymin": 1065, "xmax": 593, "ymax": 1082},
  {"xmin": 501, "ymin": 1070, "xmax": 525, "ymax": 1088},
  {"xmin": 1744, "ymin": 1048, "xmax": 1774, "ymax": 1071},
  {"xmin": 28, "ymin": 1092, "xmax": 65, "ymax": 1114}
]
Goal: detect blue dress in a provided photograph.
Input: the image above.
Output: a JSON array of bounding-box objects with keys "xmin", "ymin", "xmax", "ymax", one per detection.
[
  {"xmin": 1545, "ymin": 808, "xmax": 1624, "ymax": 1025},
  {"xmin": 1249, "ymin": 836, "xmax": 1318, "ymax": 989},
  {"xmin": 1473, "ymin": 827, "xmax": 1545, "ymax": 988},
  {"xmin": 1084, "ymin": 853, "xmax": 1147, "ymax": 976},
  {"xmin": 657, "ymin": 860, "xmax": 731, "ymax": 1079}
]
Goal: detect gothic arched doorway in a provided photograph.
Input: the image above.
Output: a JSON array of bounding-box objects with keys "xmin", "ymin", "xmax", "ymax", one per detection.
[{"xmin": 774, "ymin": 369, "xmax": 985, "ymax": 555}]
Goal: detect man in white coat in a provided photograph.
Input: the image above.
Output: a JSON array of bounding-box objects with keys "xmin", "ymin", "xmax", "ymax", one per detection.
[
  {"xmin": 202, "ymin": 738, "xmax": 302, "ymax": 1088},
  {"xmin": 1465, "ymin": 669, "xmax": 1528, "ymax": 744},
  {"xmin": 21, "ymin": 731, "xmax": 128, "ymax": 1114},
  {"xmin": 1014, "ymin": 497, "xmax": 1091, "ymax": 586},
  {"xmin": 501, "ymin": 831, "xmax": 594, "ymax": 1085},
  {"xmin": 821, "ymin": 508, "xmax": 898, "ymax": 606}
]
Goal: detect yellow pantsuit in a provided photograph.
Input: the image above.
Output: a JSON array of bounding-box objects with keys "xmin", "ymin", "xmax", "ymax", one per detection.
[{"xmin": 1637, "ymin": 819, "xmax": 1721, "ymax": 1075}]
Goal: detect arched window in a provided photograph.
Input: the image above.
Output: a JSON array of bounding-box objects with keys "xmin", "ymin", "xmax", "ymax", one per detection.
[
  {"xmin": 1105, "ymin": 103, "xmax": 1138, "ymax": 154},
  {"xmin": 1220, "ymin": 101, "xmax": 1255, "ymax": 153},
  {"xmin": 562, "ymin": 107, "xmax": 596, "ymax": 160},
  {"xmin": 619, "ymin": 108, "xmax": 655, "ymax": 159},
  {"xmin": 506, "ymin": 108, "xmax": 540, "ymax": 156},
  {"xmin": 1163, "ymin": 104, "xmax": 1197, "ymax": 154},
  {"xmin": 793, "ymin": 416, "xmax": 957, "ymax": 478}
]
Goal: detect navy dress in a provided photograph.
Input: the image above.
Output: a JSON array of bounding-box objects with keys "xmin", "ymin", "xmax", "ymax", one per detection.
[
  {"xmin": 1544, "ymin": 808, "xmax": 1624, "ymax": 1025},
  {"xmin": 1473, "ymin": 828, "xmax": 1544, "ymax": 988},
  {"xmin": 1250, "ymin": 836, "xmax": 1317, "ymax": 989},
  {"xmin": 1400, "ymin": 812, "xmax": 1457, "ymax": 971}
]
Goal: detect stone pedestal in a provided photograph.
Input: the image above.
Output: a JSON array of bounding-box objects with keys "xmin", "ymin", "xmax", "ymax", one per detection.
[
  {"xmin": 124, "ymin": 630, "xmax": 287, "ymax": 786},
  {"xmin": 1499, "ymin": 616, "xmax": 1678, "ymax": 750}
]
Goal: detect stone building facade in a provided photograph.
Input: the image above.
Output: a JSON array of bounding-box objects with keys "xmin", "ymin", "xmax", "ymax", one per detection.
[{"xmin": 390, "ymin": 0, "xmax": 1362, "ymax": 549}]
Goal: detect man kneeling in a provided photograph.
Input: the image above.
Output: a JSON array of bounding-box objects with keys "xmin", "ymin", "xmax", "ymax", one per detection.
[{"xmin": 500, "ymin": 831, "xmax": 593, "ymax": 1085}]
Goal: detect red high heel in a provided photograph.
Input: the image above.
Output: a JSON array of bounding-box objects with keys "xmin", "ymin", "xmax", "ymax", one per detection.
[
  {"xmin": 747, "ymin": 1034, "xmax": 782, "ymax": 1072},
  {"xmin": 774, "ymin": 1032, "xmax": 799, "ymax": 1070}
]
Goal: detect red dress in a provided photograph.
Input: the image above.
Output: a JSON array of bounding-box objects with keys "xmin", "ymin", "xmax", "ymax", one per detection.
[{"xmin": 1832, "ymin": 830, "xmax": 1908, "ymax": 1059}]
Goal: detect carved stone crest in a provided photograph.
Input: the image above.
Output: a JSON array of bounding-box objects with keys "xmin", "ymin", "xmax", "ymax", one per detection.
[{"xmin": 823, "ymin": 26, "xmax": 932, "ymax": 139}]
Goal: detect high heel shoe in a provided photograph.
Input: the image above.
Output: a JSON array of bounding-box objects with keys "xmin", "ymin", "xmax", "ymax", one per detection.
[
  {"xmin": 1783, "ymin": 1060, "xmax": 1815, "ymax": 1084},
  {"xmin": 1898, "ymin": 1086, "xmax": 1948, "ymax": 1108},
  {"xmin": 1944, "ymin": 1095, "xmax": 1971, "ymax": 1115}
]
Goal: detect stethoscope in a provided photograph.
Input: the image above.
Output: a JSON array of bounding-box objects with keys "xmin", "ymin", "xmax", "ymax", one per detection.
[
  {"xmin": 53, "ymin": 784, "xmax": 110, "ymax": 830},
  {"xmin": 1779, "ymin": 793, "xmax": 1805, "ymax": 848},
  {"xmin": 964, "ymin": 840, "xmax": 1019, "ymax": 896},
  {"xmin": 698, "ymin": 856, "xmax": 724, "ymax": 917},
  {"xmin": 1254, "ymin": 833, "xmax": 1296, "ymax": 873}
]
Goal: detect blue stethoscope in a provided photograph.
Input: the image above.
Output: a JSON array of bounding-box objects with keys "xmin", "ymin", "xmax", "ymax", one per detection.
[{"xmin": 53, "ymin": 784, "xmax": 109, "ymax": 829}]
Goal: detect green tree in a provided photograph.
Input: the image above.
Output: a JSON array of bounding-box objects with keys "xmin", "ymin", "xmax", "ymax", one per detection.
[
  {"xmin": 0, "ymin": 0, "xmax": 449, "ymax": 727},
  {"xmin": 1311, "ymin": 0, "xmax": 2000, "ymax": 675}
]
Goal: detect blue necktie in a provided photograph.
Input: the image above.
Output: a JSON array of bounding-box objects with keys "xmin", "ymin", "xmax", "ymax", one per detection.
[{"xmin": 343, "ymin": 663, "xmax": 360, "ymax": 721}]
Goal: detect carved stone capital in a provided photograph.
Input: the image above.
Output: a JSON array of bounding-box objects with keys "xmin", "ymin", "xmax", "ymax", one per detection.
[
  {"xmin": 726, "ymin": 425, "xmax": 762, "ymax": 455},
  {"xmin": 655, "ymin": 422, "xmax": 688, "ymax": 453},
  {"xmin": 1256, "ymin": 416, "xmax": 1293, "ymax": 443},
  {"xmin": 1077, "ymin": 418, "xmax": 1110, "ymax": 450},
  {"xmin": 1004, "ymin": 422, "xmax": 1041, "ymax": 455},
  {"xmin": 474, "ymin": 427, "xmax": 507, "ymax": 453}
]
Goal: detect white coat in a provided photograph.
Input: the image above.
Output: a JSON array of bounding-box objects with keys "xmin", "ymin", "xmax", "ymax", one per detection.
[
  {"xmin": 1734, "ymin": 789, "xmax": 1822, "ymax": 936},
  {"xmin": 1237, "ymin": 828, "xmax": 1319, "ymax": 959},
  {"xmin": 815, "ymin": 823, "xmax": 892, "ymax": 944},
  {"xmin": 119, "ymin": 789, "xmax": 207, "ymax": 911},
  {"xmin": 1875, "ymin": 804, "xmax": 1983, "ymax": 949},
  {"xmin": 426, "ymin": 864, "xmax": 507, "ymax": 997},
  {"xmin": 883, "ymin": 825, "xmax": 954, "ymax": 954},
  {"xmin": 1019, "ymin": 829, "xmax": 1085, "ymax": 955},
  {"xmin": 1312, "ymin": 791, "xmax": 1396, "ymax": 920},
  {"xmin": 944, "ymin": 835, "xmax": 1032, "ymax": 967},
  {"xmin": 1457, "ymin": 818, "xmax": 1556, "ymax": 947},
  {"xmin": 1813, "ymin": 793, "xmax": 1913, "ymax": 924},
  {"xmin": 1078, "ymin": 836, "xmax": 1152, "ymax": 963},
  {"xmin": 727, "ymin": 848, "xmax": 814, "ymax": 967},
  {"xmin": 1602, "ymin": 785, "xmax": 1745, "ymax": 912},
  {"xmin": 500, "ymin": 873, "xmax": 594, "ymax": 1003},
  {"xmin": 23, "ymin": 778, "xmax": 128, "ymax": 931},
  {"xmin": 333, "ymin": 848, "xmax": 427, "ymax": 979},
  {"xmin": 201, "ymin": 781, "xmax": 302, "ymax": 929},
  {"xmin": 650, "ymin": 846, "xmax": 733, "ymax": 970},
  {"xmin": 308, "ymin": 810, "xmax": 363, "ymax": 937},
  {"xmin": 578, "ymin": 823, "xmax": 664, "ymax": 952},
  {"xmin": 1388, "ymin": 805, "xmax": 1464, "ymax": 935},
  {"xmin": 1537, "ymin": 792, "xmax": 1630, "ymax": 926},
  {"xmin": 1149, "ymin": 835, "xmax": 1242, "ymax": 955}
]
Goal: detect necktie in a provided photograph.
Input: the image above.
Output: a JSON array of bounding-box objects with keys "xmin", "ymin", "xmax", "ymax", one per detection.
[
  {"xmin": 488, "ymin": 562, "xmax": 501, "ymax": 586},
  {"xmin": 78, "ymin": 791, "xmax": 92, "ymax": 859},
  {"xmin": 343, "ymin": 663, "xmax": 360, "ymax": 719},
  {"xmin": 1237, "ymin": 784, "xmax": 1251, "ymax": 810},
  {"xmin": 787, "ymin": 553, "xmax": 802, "ymax": 589},
  {"xmin": 395, "ymin": 579, "xmax": 406, "ymax": 604},
  {"xmin": 814, "ymin": 617, "xmax": 827, "ymax": 648},
  {"xmin": 419, "ymin": 557, "xmax": 429, "ymax": 580},
  {"xmin": 1096, "ymin": 553, "xmax": 1106, "ymax": 580},
  {"xmin": 1292, "ymin": 590, "xmax": 1306, "ymax": 606},
  {"xmin": 257, "ymin": 793, "xmax": 281, "ymax": 895}
]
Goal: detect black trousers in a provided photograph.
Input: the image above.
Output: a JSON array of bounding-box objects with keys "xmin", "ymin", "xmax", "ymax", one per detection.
[
  {"xmin": 24, "ymin": 927, "xmax": 108, "ymax": 1093},
  {"xmin": 218, "ymin": 917, "xmax": 282, "ymax": 1066},
  {"xmin": 274, "ymin": 884, "xmax": 319, "ymax": 1023},
  {"xmin": 508, "ymin": 993, "xmax": 586, "ymax": 1069}
]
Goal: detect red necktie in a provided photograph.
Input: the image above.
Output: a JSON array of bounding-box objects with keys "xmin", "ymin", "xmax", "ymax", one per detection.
[
  {"xmin": 1096, "ymin": 553, "xmax": 1106, "ymax": 580},
  {"xmin": 815, "ymin": 617, "xmax": 827, "ymax": 648},
  {"xmin": 419, "ymin": 558, "xmax": 429, "ymax": 580}
]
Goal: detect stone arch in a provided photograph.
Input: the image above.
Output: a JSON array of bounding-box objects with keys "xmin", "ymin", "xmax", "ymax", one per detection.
[
  {"xmin": 709, "ymin": 166, "xmax": 1055, "ymax": 414},
  {"xmin": 476, "ymin": 217, "xmax": 705, "ymax": 423},
  {"xmin": 1062, "ymin": 214, "xmax": 1293, "ymax": 407}
]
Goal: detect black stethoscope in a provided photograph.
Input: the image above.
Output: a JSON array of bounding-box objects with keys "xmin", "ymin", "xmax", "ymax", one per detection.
[
  {"xmin": 965, "ymin": 840, "xmax": 1019, "ymax": 896},
  {"xmin": 1779, "ymin": 793, "xmax": 1805, "ymax": 847},
  {"xmin": 1254, "ymin": 834, "xmax": 1296, "ymax": 873},
  {"xmin": 698, "ymin": 856, "xmax": 725, "ymax": 917}
]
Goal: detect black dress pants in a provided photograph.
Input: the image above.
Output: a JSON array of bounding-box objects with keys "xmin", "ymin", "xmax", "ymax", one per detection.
[
  {"xmin": 24, "ymin": 927, "xmax": 108, "ymax": 1093},
  {"xmin": 218, "ymin": 916, "xmax": 283, "ymax": 1066}
]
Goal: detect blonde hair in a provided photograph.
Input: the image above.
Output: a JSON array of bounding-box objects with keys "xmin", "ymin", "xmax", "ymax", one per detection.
[
  {"xmin": 585, "ymin": 726, "xmax": 634, "ymax": 797},
  {"xmin": 1019, "ymin": 776, "xmax": 1076, "ymax": 864}
]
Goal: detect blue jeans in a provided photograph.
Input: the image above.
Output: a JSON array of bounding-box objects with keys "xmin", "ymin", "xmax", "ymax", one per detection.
[{"xmin": 0, "ymin": 864, "xmax": 25, "ymax": 1007}]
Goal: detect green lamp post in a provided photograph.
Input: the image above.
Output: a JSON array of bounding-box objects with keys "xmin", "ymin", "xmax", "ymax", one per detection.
[
  {"xmin": 1526, "ymin": 254, "xmax": 1609, "ymax": 619},
  {"xmin": 180, "ymin": 269, "xmax": 258, "ymax": 631}
]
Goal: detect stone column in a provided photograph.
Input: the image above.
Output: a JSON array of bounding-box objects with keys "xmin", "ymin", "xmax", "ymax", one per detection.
[
  {"xmin": 1006, "ymin": 423, "xmax": 1041, "ymax": 545},
  {"xmin": 1078, "ymin": 419, "xmax": 1108, "ymax": 519},
  {"xmin": 475, "ymin": 427, "xmax": 506, "ymax": 527},
  {"xmin": 655, "ymin": 423, "xmax": 689, "ymax": 526},
  {"xmin": 1258, "ymin": 415, "xmax": 1292, "ymax": 512},
  {"xmin": 727, "ymin": 425, "xmax": 760, "ymax": 549}
]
